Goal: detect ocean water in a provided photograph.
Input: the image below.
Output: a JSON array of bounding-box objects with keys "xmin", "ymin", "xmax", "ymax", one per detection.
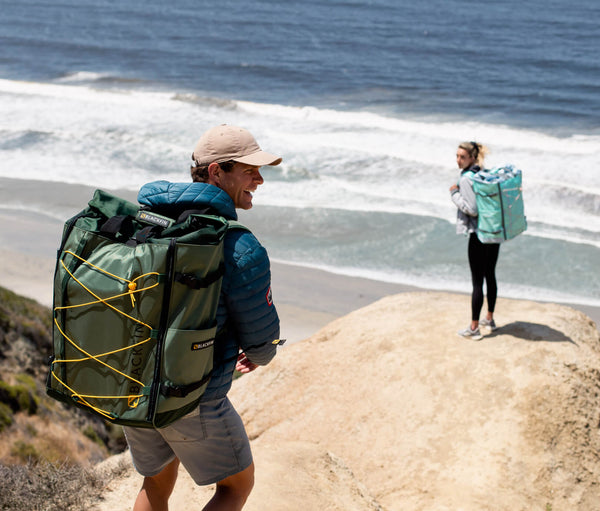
[{"xmin": 0, "ymin": 0, "xmax": 599, "ymax": 307}]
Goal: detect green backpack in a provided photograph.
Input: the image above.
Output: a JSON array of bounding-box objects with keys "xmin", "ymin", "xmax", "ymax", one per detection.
[{"xmin": 46, "ymin": 189, "xmax": 245, "ymax": 428}]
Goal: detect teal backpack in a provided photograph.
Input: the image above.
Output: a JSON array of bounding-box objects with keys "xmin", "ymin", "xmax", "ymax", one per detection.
[
  {"xmin": 47, "ymin": 189, "xmax": 246, "ymax": 428},
  {"xmin": 468, "ymin": 165, "xmax": 527, "ymax": 243}
]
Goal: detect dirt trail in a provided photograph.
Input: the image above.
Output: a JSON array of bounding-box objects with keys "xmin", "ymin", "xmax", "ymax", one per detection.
[{"xmin": 92, "ymin": 292, "xmax": 600, "ymax": 511}]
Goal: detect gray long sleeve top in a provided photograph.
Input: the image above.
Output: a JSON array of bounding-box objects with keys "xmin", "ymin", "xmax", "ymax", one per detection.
[{"xmin": 450, "ymin": 166, "xmax": 479, "ymax": 236}]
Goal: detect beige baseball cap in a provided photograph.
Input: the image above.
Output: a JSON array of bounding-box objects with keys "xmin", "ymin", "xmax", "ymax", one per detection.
[{"xmin": 192, "ymin": 124, "xmax": 282, "ymax": 167}]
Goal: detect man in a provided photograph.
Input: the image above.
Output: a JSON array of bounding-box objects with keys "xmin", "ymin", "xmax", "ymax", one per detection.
[{"xmin": 123, "ymin": 124, "xmax": 282, "ymax": 511}]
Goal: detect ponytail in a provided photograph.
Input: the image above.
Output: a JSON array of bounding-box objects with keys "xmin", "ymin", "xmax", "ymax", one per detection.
[{"xmin": 459, "ymin": 141, "xmax": 488, "ymax": 166}]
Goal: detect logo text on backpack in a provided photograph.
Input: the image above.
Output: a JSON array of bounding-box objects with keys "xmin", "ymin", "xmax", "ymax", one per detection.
[
  {"xmin": 128, "ymin": 344, "xmax": 144, "ymax": 398},
  {"xmin": 191, "ymin": 339, "xmax": 215, "ymax": 351},
  {"xmin": 136, "ymin": 211, "xmax": 173, "ymax": 228}
]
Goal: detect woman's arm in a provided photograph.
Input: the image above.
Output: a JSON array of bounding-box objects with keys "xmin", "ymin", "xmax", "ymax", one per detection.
[{"xmin": 450, "ymin": 174, "xmax": 478, "ymax": 216}]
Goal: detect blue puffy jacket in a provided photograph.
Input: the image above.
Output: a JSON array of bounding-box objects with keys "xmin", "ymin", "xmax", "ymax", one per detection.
[{"xmin": 137, "ymin": 180, "xmax": 280, "ymax": 400}]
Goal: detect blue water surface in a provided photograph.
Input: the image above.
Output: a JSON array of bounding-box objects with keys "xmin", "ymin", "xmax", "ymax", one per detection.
[{"xmin": 1, "ymin": 0, "xmax": 598, "ymax": 134}]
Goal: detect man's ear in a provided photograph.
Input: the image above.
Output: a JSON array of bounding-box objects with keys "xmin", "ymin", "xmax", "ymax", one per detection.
[{"xmin": 207, "ymin": 162, "xmax": 221, "ymax": 186}]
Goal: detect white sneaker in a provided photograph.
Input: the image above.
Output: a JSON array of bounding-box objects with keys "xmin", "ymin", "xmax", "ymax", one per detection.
[
  {"xmin": 457, "ymin": 326, "xmax": 483, "ymax": 341},
  {"xmin": 479, "ymin": 318, "xmax": 498, "ymax": 331}
]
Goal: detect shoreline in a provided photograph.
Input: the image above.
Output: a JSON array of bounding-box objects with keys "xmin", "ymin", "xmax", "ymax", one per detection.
[
  {"xmin": 270, "ymin": 261, "xmax": 600, "ymax": 336},
  {"xmin": 0, "ymin": 176, "xmax": 598, "ymax": 339}
]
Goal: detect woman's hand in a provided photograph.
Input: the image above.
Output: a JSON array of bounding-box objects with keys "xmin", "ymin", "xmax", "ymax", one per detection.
[{"xmin": 449, "ymin": 184, "xmax": 459, "ymax": 192}]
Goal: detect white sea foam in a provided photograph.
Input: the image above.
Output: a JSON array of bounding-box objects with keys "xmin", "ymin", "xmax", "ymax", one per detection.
[
  {"xmin": 56, "ymin": 71, "xmax": 109, "ymax": 83},
  {"xmin": 1, "ymin": 78, "xmax": 599, "ymax": 246}
]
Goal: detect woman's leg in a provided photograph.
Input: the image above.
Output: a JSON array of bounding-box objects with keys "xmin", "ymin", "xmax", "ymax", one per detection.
[
  {"xmin": 483, "ymin": 243, "xmax": 500, "ymax": 317},
  {"xmin": 468, "ymin": 233, "xmax": 485, "ymax": 328}
]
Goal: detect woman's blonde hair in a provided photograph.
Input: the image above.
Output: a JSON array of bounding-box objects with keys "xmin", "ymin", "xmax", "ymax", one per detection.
[{"xmin": 459, "ymin": 141, "xmax": 488, "ymax": 166}]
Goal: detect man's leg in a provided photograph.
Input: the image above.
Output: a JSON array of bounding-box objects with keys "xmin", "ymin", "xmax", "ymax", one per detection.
[
  {"xmin": 133, "ymin": 457, "xmax": 180, "ymax": 511},
  {"xmin": 202, "ymin": 462, "xmax": 255, "ymax": 511}
]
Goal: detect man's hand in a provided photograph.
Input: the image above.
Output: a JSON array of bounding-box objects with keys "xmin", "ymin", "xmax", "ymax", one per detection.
[{"xmin": 236, "ymin": 352, "xmax": 259, "ymax": 374}]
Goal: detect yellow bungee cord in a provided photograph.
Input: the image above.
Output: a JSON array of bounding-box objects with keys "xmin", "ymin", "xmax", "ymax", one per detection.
[{"xmin": 52, "ymin": 250, "xmax": 161, "ymax": 416}]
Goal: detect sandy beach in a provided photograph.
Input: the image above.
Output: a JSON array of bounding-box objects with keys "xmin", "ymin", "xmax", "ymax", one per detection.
[
  {"xmin": 1, "ymin": 176, "xmax": 598, "ymax": 337},
  {"xmin": 0, "ymin": 176, "xmax": 438, "ymax": 343}
]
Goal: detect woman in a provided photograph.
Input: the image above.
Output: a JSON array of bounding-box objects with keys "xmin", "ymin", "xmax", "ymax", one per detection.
[{"xmin": 449, "ymin": 141, "xmax": 499, "ymax": 340}]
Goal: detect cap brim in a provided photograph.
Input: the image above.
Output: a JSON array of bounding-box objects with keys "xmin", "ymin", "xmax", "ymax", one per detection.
[{"xmin": 233, "ymin": 150, "xmax": 282, "ymax": 167}]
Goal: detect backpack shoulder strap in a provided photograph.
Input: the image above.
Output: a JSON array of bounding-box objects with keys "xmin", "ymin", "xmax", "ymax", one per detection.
[{"xmin": 227, "ymin": 220, "xmax": 250, "ymax": 232}]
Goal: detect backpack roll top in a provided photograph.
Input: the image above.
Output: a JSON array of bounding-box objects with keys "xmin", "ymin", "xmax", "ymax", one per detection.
[{"xmin": 47, "ymin": 189, "xmax": 238, "ymax": 428}]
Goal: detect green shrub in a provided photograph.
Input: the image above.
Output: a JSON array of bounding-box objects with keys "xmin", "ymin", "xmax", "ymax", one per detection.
[
  {"xmin": 15, "ymin": 373, "xmax": 37, "ymax": 391},
  {"xmin": 0, "ymin": 402, "xmax": 13, "ymax": 432},
  {"xmin": 0, "ymin": 380, "xmax": 39, "ymax": 415},
  {"xmin": 10, "ymin": 441, "xmax": 41, "ymax": 463},
  {"xmin": 0, "ymin": 286, "xmax": 51, "ymax": 328},
  {"xmin": 0, "ymin": 381, "xmax": 16, "ymax": 409},
  {"xmin": 0, "ymin": 286, "xmax": 52, "ymax": 352},
  {"xmin": 25, "ymin": 423, "xmax": 38, "ymax": 437},
  {"xmin": 82, "ymin": 425, "xmax": 104, "ymax": 448},
  {"xmin": 104, "ymin": 422, "xmax": 128, "ymax": 453}
]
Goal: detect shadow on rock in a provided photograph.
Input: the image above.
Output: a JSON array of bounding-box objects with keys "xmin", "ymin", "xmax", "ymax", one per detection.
[{"xmin": 489, "ymin": 321, "xmax": 576, "ymax": 345}]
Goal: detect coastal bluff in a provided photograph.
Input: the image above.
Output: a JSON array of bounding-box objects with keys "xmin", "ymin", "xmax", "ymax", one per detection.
[{"xmin": 92, "ymin": 292, "xmax": 600, "ymax": 511}]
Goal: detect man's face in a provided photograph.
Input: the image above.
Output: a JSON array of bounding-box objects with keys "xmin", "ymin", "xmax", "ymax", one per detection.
[{"xmin": 217, "ymin": 162, "xmax": 264, "ymax": 210}]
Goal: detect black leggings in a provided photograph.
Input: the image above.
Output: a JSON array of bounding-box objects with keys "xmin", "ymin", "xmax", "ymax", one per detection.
[{"xmin": 468, "ymin": 233, "xmax": 500, "ymax": 321}]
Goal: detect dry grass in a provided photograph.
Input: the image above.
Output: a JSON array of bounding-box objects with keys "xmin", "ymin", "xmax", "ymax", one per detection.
[
  {"xmin": 0, "ymin": 286, "xmax": 132, "ymax": 509},
  {"xmin": 0, "ymin": 457, "xmax": 129, "ymax": 511}
]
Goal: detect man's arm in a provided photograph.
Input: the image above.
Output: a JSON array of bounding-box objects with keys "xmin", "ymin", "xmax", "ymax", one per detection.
[
  {"xmin": 225, "ymin": 230, "xmax": 280, "ymax": 368},
  {"xmin": 235, "ymin": 352, "xmax": 259, "ymax": 374}
]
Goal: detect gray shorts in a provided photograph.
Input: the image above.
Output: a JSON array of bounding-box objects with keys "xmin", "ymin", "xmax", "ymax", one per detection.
[{"xmin": 123, "ymin": 397, "xmax": 252, "ymax": 485}]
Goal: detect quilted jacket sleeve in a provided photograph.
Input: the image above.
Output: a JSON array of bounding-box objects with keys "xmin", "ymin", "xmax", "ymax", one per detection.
[{"xmin": 222, "ymin": 229, "xmax": 280, "ymax": 366}]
